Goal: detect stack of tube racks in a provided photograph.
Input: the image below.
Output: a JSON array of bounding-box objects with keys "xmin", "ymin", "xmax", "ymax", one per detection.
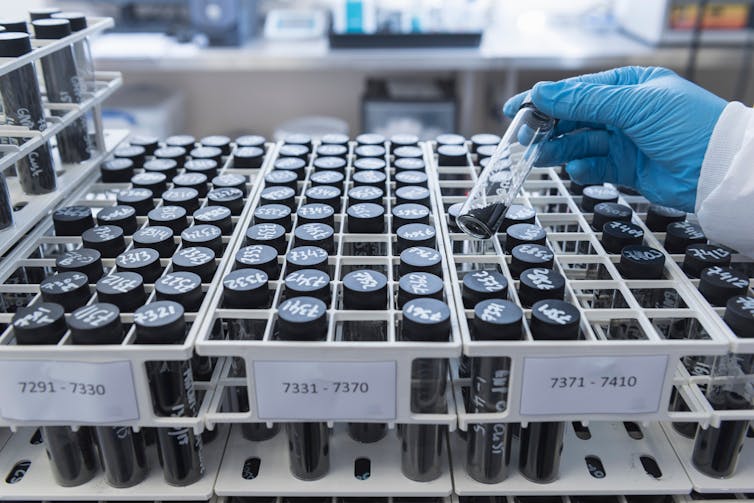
[
  {"xmin": 0, "ymin": 16, "xmax": 124, "ymax": 256},
  {"xmin": 0, "ymin": 132, "xmax": 752, "ymax": 501}
]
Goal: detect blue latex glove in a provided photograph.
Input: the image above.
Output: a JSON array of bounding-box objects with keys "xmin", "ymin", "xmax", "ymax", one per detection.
[{"xmin": 503, "ymin": 67, "xmax": 726, "ymax": 212}]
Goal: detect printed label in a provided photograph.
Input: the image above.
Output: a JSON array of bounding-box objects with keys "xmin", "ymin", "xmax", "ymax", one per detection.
[
  {"xmin": 520, "ymin": 355, "xmax": 668, "ymax": 415},
  {"xmin": 0, "ymin": 360, "xmax": 139, "ymax": 423},
  {"xmin": 254, "ymin": 361, "xmax": 396, "ymax": 420}
]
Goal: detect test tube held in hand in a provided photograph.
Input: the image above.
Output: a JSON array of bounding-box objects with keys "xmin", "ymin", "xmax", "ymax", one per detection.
[{"xmin": 456, "ymin": 99, "xmax": 555, "ymax": 240}]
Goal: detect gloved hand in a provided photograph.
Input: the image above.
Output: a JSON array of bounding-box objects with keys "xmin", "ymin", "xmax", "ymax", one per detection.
[{"xmin": 503, "ymin": 66, "xmax": 726, "ymax": 212}]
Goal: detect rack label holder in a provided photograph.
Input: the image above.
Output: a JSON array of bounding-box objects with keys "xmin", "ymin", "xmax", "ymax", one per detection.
[
  {"xmin": 253, "ymin": 359, "xmax": 397, "ymax": 420},
  {"xmin": 0, "ymin": 359, "xmax": 139, "ymax": 423},
  {"xmin": 519, "ymin": 353, "xmax": 669, "ymax": 416}
]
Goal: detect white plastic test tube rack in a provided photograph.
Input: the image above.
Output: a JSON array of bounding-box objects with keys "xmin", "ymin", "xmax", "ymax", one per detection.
[
  {"xmin": 0, "ymin": 17, "xmax": 124, "ymax": 257},
  {"xmin": 425, "ymin": 140, "xmax": 739, "ymax": 496},
  {"xmin": 427, "ymin": 144, "xmax": 729, "ymax": 428},
  {"xmin": 197, "ymin": 140, "xmax": 461, "ymax": 428},
  {"xmin": 0, "ymin": 140, "xmax": 277, "ymax": 432},
  {"xmin": 613, "ymin": 188, "xmax": 754, "ymax": 495},
  {"xmin": 214, "ymin": 498, "xmax": 454, "ymax": 502},
  {"xmin": 449, "ymin": 421, "xmax": 690, "ymax": 497},
  {"xmin": 597, "ymin": 184, "xmax": 754, "ymax": 494},
  {"xmin": 199, "ymin": 139, "xmax": 458, "ymax": 497},
  {"xmin": 674, "ymin": 495, "xmax": 754, "ymax": 502}
]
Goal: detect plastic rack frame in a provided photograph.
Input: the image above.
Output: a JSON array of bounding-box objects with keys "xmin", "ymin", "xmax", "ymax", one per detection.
[
  {"xmin": 0, "ymin": 425, "xmax": 230, "ymax": 501},
  {"xmin": 425, "ymin": 142, "xmax": 730, "ymax": 428},
  {"xmin": 196, "ymin": 139, "xmax": 461, "ymax": 429},
  {"xmin": 619, "ymin": 185, "xmax": 754, "ymax": 494},
  {"xmin": 0, "ymin": 17, "xmax": 123, "ymax": 257},
  {"xmin": 0, "ymin": 138, "xmax": 277, "ymax": 432},
  {"xmin": 200, "ymin": 138, "xmax": 459, "ymax": 499},
  {"xmin": 213, "ymin": 424, "xmax": 453, "ymax": 498}
]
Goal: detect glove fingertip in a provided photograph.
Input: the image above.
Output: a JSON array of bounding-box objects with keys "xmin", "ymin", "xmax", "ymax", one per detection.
[
  {"xmin": 565, "ymin": 160, "xmax": 601, "ymax": 185},
  {"xmin": 563, "ymin": 163, "xmax": 583, "ymax": 182},
  {"xmin": 502, "ymin": 102, "xmax": 517, "ymax": 118},
  {"xmin": 502, "ymin": 96, "xmax": 523, "ymax": 118},
  {"xmin": 530, "ymin": 81, "xmax": 560, "ymax": 116}
]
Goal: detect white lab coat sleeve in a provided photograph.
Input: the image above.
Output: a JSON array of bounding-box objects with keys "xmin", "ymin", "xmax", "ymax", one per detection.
[{"xmin": 696, "ymin": 101, "xmax": 754, "ymax": 257}]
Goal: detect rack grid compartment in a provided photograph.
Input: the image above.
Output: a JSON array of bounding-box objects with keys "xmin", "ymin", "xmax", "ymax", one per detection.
[
  {"xmin": 426, "ymin": 141, "xmax": 731, "ymax": 428},
  {"xmin": 0, "ymin": 425, "xmax": 229, "ymax": 501},
  {"xmin": 213, "ymin": 425, "xmax": 453, "ymax": 498},
  {"xmin": 450, "ymin": 421, "xmax": 690, "ymax": 496},
  {"xmin": 664, "ymin": 423, "xmax": 754, "ymax": 493},
  {"xmin": 0, "ymin": 138, "xmax": 275, "ymax": 431},
  {"xmin": 196, "ymin": 138, "xmax": 461, "ymax": 428}
]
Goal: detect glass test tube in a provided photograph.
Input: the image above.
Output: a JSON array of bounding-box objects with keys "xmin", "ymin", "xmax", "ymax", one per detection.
[
  {"xmin": 0, "ymin": 32, "xmax": 57, "ymax": 194},
  {"xmin": 32, "ymin": 19, "xmax": 92, "ymax": 163},
  {"xmin": 465, "ymin": 299, "xmax": 522, "ymax": 483},
  {"xmin": 692, "ymin": 386, "xmax": 750, "ymax": 477},
  {"xmin": 342, "ymin": 270, "xmax": 389, "ymax": 443},
  {"xmin": 346, "ymin": 202, "xmax": 386, "ymax": 256},
  {"xmin": 401, "ymin": 298, "xmax": 452, "ymax": 482},
  {"xmin": 458, "ymin": 268, "xmax": 509, "ymax": 402},
  {"xmin": 12, "ymin": 302, "xmax": 98, "ymax": 486},
  {"xmin": 456, "ymin": 99, "xmax": 555, "ymax": 239},
  {"xmin": 277, "ymin": 296, "xmax": 330, "ymax": 480},
  {"xmin": 690, "ymin": 295, "xmax": 754, "ymax": 476},
  {"xmin": 67, "ymin": 302, "xmax": 148, "ymax": 488},
  {"xmin": 605, "ymin": 245, "xmax": 665, "ymax": 340},
  {"xmin": 134, "ymin": 301, "xmax": 205, "ymax": 486},
  {"xmin": 222, "ymin": 268, "xmax": 280, "ymax": 441},
  {"xmin": 519, "ymin": 299, "xmax": 581, "ymax": 483}
]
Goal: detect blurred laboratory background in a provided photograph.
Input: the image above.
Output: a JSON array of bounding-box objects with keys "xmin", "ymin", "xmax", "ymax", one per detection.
[{"xmin": 9, "ymin": 0, "xmax": 754, "ymax": 140}]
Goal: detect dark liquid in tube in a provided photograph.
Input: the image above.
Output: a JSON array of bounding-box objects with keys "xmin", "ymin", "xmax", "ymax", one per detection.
[
  {"xmin": 401, "ymin": 298, "xmax": 451, "ymax": 482},
  {"xmin": 12, "ymin": 303, "xmax": 98, "ymax": 486},
  {"xmin": 519, "ymin": 299, "xmax": 580, "ymax": 483},
  {"xmin": 457, "ymin": 202, "xmax": 508, "ymax": 240},
  {"xmin": 465, "ymin": 299, "xmax": 522, "ymax": 484},
  {"xmin": 134, "ymin": 301, "xmax": 205, "ymax": 486},
  {"xmin": 277, "ymin": 296, "xmax": 330, "ymax": 480}
]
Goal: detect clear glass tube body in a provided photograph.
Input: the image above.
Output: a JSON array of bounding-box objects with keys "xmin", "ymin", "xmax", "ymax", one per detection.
[
  {"xmin": 71, "ymin": 39, "xmax": 95, "ymax": 92},
  {"xmin": 0, "ymin": 61, "xmax": 57, "ymax": 194},
  {"xmin": 457, "ymin": 102, "xmax": 555, "ymax": 239},
  {"xmin": 71, "ymin": 37, "xmax": 99, "ymax": 155},
  {"xmin": 40, "ymin": 46, "xmax": 92, "ymax": 163}
]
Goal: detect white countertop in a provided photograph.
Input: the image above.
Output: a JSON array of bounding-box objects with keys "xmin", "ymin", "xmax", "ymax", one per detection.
[{"xmin": 92, "ymin": 21, "xmax": 656, "ymax": 72}]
